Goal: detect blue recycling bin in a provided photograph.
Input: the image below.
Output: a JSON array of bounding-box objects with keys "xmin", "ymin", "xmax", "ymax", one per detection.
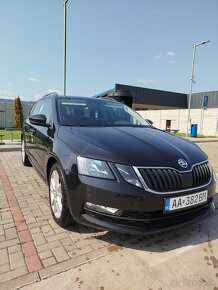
[{"xmin": 190, "ymin": 124, "xmax": 198, "ymax": 137}]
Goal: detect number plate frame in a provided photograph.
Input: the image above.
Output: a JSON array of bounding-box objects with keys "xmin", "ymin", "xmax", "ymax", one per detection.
[{"xmin": 164, "ymin": 190, "xmax": 208, "ymax": 213}]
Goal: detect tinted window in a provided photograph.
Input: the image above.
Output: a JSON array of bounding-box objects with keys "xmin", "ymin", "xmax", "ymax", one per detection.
[{"xmin": 57, "ymin": 98, "xmax": 149, "ymax": 127}]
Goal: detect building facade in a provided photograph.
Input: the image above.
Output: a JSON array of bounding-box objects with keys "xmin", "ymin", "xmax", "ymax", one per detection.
[
  {"xmin": 94, "ymin": 84, "xmax": 218, "ymax": 136},
  {"xmin": 0, "ymin": 101, "xmax": 33, "ymax": 128},
  {"xmin": 138, "ymin": 108, "xmax": 218, "ymax": 136}
]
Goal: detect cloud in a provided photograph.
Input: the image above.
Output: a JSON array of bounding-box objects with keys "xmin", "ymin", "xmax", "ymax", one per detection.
[
  {"xmin": 29, "ymin": 78, "xmax": 41, "ymax": 82},
  {"xmin": 137, "ymin": 79, "xmax": 155, "ymax": 84},
  {"xmin": 0, "ymin": 90, "xmax": 15, "ymax": 99},
  {"xmin": 32, "ymin": 89, "xmax": 64, "ymax": 101},
  {"xmin": 168, "ymin": 60, "xmax": 175, "ymax": 64},
  {"xmin": 0, "ymin": 90, "xmax": 28, "ymax": 101},
  {"xmin": 167, "ymin": 51, "xmax": 175, "ymax": 57},
  {"xmin": 155, "ymin": 53, "xmax": 163, "ymax": 59},
  {"xmin": 33, "ymin": 93, "xmax": 42, "ymax": 100}
]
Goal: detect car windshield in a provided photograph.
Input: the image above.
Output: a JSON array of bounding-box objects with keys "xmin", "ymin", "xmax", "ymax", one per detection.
[{"xmin": 57, "ymin": 98, "xmax": 150, "ymax": 127}]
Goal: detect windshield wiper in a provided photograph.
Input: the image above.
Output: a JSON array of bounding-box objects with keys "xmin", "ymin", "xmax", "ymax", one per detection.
[{"xmin": 62, "ymin": 124, "xmax": 88, "ymax": 127}]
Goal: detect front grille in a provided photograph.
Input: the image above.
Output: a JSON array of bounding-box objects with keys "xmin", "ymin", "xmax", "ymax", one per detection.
[
  {"xmin": 192, "ymin": 162, "xmax": 211, "ymax": 187},
  {"xmin": 138, "ymin": 162, "xmax": 211, "ymax": 193}
]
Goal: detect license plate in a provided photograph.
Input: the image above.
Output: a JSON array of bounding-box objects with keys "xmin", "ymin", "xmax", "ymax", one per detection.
[{"xmin": 164, "ymin": 190, "xmax": 208, "ymax": 213}]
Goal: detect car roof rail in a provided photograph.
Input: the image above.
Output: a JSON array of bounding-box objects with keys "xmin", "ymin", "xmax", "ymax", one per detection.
[{"xmin": 41, "ymin": 92, "xmax": 58, "ymax": 99}]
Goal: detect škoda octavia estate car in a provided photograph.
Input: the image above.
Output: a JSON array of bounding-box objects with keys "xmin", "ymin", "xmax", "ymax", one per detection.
[{"xmin": 21, "ymin": 93, "xmax": 217, "ymax": 234}]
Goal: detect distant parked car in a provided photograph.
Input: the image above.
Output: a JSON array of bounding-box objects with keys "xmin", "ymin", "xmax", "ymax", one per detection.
[{"xmin": 21, "ymin": 93, "xmax": 216, "ymax": 234}]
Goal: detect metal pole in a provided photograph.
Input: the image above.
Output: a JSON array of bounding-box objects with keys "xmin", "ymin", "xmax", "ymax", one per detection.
[
  {"xmin": 199, "ymin": 94, "xmax": 204, "ymax": 135},
  {"xmin": 186, "ymin": 45, "xmax": 196, "ymax": 137},
  {"xmin": 64, "ymin": 0, "xmax": 69, "ymax": 98},
  {"xmin": 186, "ymin": 40, "xmax": 210, "ymax": 137}
]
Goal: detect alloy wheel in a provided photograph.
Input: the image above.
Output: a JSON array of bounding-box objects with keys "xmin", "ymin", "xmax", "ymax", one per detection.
[{"xmin": 50, "ymin": 169, "xmax": 63, "ymax": 219}]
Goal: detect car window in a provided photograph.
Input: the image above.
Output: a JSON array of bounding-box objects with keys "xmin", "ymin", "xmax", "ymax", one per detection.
[
  {"xmin": 57, "ymin": 98, "xmax": 150, "ymax": 127},
  {"xmin": 38, "ymin": 99, "xmax": 53, "ymax": 124},
  {"xmin": 30, "ymin": 100, "xmax": 44, "ymax": 116}
]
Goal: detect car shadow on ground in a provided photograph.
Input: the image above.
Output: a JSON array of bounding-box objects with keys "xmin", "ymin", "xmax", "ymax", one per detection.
[
  {"xmin": 0, "ymin": 147, "xmax": 21, "ymax": 152},
  {"xmin": 67, "ymin": 211, "xmax": 218, "ymax": 254}
]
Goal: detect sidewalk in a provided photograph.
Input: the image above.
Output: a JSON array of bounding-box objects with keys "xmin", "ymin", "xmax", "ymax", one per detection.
[
  {"xmin": 0, "ymin": 141, "xmax": 217, "ymax": 290},
  {"xmin": 0, "ymin": 150, "xmax": 116, "ymax": 290}
]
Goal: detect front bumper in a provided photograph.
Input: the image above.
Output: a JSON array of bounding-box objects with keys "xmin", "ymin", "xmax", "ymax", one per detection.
[{"xmin": 65, "ymin": 171, "xmax": 216, "ymax": 235}]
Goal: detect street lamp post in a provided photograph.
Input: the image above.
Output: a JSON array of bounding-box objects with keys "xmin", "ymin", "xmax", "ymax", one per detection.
[
  {"xmin": 64, "ymin": 0, "xmax": 69, "ymax": 98},
  {"xmin": 186, "ymin": 40, "xmax": 210, "ymax": 137}
]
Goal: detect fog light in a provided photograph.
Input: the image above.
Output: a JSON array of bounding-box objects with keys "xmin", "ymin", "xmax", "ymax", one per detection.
[{"xmin": 85, "ymin": 202, "xmax": 120, "ymax": 215}]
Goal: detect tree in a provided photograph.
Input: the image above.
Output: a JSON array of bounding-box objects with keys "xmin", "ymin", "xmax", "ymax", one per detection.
[{"xmin": 13, "ymin": 96, "xmax": 23, "ymax": 128}]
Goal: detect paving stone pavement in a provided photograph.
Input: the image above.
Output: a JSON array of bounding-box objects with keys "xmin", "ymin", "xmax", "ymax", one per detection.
[
  {"xmin": 0, "ymin": 142, "xmax": 217, "ymax": 289},
  {"xmin": 0, "ymin": 150, "xmax": 117, "ymax": 288}
]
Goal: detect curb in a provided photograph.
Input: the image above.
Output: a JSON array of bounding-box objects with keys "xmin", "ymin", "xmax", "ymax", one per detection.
[
  {"xmin": 191, "ymin": 139, "xmax": 218, "ymax": 143},
  {"xmin": 0, "ymin": 247, "xmax": 114, "ymax": 290}
]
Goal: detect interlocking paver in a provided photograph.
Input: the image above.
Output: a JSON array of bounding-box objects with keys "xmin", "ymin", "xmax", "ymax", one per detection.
[
  {"xmin": 0, "ymin": 263, "xmax": 10, "ymax": 275},
  {"xmin": 42, "ymin": 257, "xmax": 57, "ymax": 268},
  {"xmin": 0, "ymin": 266, "xmax": 28, "ymax": 283},
  {"xmin": 32, "ymin": 232, "xmax": 47, "ymax": 246},
  {"xmin": 46, "ymin": 232, "xmax": 69, "ymax": 242},
  {"xmin": 0, "ymin": 238, "xmax": 20, "ymax": 250},
  {"xmin": 8, "ymin": 244, "xmax": 22, "ymax": 254},
  {"xmin": 37, "ymin": 241, "xmax": 62, "ymax": 253},
  {"xmin": 41, "ymin": 225, "xmax": 55, "ymax": 237},
  {"xmin": 60, "ymin": 237, "xmax": 77, "ymax": 252},
  {"xmin": 5, "ymin": 227, "xmax": 18, "ymax": 240},
  {"xmin": 9, "ymin": 251, "xmax": 26, "ymax": 270},
  {"xmin": 68, "ymin": 245, "xmax": 93, "ymax": 258},
  {"xmin": 38, "ymin": 250, "xmax": 53, "ymax": 260},
  {"xmin": 0, "ymin": 249, "xmax": 8, "ymax": 266},
  {"xmin": 52, "ymin": 247, "xmax": 70, "ymax": 263}
]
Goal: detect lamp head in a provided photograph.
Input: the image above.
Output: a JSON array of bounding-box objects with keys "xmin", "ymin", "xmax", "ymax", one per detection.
[{"xmin": 201, "ymin": 40, "xmax": 210, "ymax": 45}]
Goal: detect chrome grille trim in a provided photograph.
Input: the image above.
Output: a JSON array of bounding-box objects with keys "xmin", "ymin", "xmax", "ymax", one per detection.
[{"xmin": 133, "ymin": 160, "xmax": 212, "ymax": 195}]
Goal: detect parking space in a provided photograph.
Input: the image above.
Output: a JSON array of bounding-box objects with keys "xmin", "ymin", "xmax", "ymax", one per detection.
[{"xmin": 0, "ymin": 142, "xmax": 217, "ymax": 289}]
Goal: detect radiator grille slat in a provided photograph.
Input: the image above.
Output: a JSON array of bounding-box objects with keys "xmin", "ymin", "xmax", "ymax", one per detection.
[{"xmin": 139, "ymin": 162, "xmax": 211, "ymax": 193}]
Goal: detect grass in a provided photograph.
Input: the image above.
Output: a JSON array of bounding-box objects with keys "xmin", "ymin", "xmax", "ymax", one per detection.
[
  {"xmin": 0, "ymin": 129, "xmax": 21, "ymax": 140},
  {"xmin": 176, "ymin": 132, "xmax": 217, "ymax": 138}
]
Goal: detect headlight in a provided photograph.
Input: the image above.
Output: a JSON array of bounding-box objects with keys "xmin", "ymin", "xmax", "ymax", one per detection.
[
  {"xmin": 77, "ymin": 156, "xmax": 115, "ymax": 179},
  {"xmin": 115, "ymin": 163, "xmax": 142, "ymax": 188},
  {"xmin": 209, "ymin": 162, "xmax": 217, "ymax": 182}
]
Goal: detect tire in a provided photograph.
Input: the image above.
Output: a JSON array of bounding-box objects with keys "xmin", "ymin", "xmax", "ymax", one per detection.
[
  {"xmin": 49, "ymin": 163, "xmax": 73, "ymax": 227},
  {"xmin": 21, "ymin": 138, "xmax": 31, "ymax": 166}
]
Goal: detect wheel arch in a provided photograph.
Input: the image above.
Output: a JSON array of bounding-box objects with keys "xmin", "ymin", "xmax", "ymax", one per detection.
[{"xmin": 46, "ymin": 156, "xmax": 59, "ymax": 182}]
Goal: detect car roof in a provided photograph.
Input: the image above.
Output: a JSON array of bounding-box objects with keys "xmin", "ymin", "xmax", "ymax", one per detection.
[{"xmin": 40, "ymin": 93, "xmax": 118, "ymax": 103}]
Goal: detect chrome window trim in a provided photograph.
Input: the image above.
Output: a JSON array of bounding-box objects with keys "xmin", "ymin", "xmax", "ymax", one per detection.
[{"xmin": 133, "ymin": 160, "xmax": 212, "ymax": 195}]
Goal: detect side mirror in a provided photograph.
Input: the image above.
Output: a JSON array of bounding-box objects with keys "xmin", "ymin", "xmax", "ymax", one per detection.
[
  {"xmin": 29, "ymin": 114, "xmax": 48, "ymax": 126},
  {"xmin": 146, "ymin": 119, "xmax": 153, "ymax": 126}
]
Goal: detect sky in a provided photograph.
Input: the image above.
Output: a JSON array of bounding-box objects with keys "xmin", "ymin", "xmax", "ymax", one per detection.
[{"xmin": 0, "ymin": 0, "xmax": 218, "ymax": 101}]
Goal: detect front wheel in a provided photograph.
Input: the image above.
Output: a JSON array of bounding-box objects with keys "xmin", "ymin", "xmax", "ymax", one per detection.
[
  {"xmin": 21, "ymin": 138, "xmax": 31, "ymax": 166},
  {"xmin": 49, "ymin": 163, "xmax": 73, "ymax": 227}
]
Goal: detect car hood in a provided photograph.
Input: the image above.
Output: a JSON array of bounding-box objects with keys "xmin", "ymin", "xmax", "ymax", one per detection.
[{"xmin": 58, "ymin": 126, "xmax": 207, "ymax": 170}]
